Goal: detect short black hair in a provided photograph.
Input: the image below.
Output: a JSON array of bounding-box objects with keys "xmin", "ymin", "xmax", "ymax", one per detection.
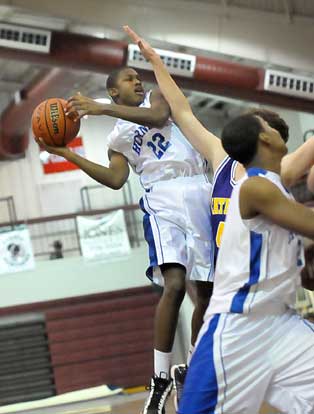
[
  {"xmin": 106, "ymin": 66, "xmax": 133, "ymax": 103},
  {"xmin": 106, "ymin": 66, "xmax": 136, "ymax": 90},
  {"xmin": 221, "ymin": 114, "xmax": 263, "ymax": 165},
  {"xmin": 246, "ymin": 108, "xmax": 289, "ymax": 142}
]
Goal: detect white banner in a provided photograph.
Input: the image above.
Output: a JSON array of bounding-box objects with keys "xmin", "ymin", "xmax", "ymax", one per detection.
[
  {"xmin": 0, "ymin": 228, "xmax": 35, "ymax": 274},
  {"xmin": 77, "ymin": 210, "xmax": 131, "ymax": 262}
]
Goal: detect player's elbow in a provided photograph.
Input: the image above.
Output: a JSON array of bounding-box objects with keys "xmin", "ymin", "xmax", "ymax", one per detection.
[
  {"xmin": 149, "ymin": 109, "xmax": 169, "ymax": 128},
  {"xmin": 153, "ymin": 118, "xmax": 167, "ymax": 128},
  {"xmin": 110, "ymin": 179, "xmax": 125, "ymax": 190},
  {"xmin": 281, "ymin": 168, "xmax": 297, "ymax": 188},
  {"xmin": 101, "ymin": 176, "xmax": 125, "ymax": 190}
]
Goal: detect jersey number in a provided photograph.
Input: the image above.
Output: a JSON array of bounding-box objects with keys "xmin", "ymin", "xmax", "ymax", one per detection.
[
  {"xmin": 216, "ymin": 221, "xmax": 225, "ymax": 248},
  {"xmin": 147, "ymin": 133, "xmax": 171, "ymax": 159}
]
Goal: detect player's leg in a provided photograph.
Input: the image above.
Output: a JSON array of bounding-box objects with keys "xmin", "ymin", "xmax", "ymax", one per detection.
[
  {"xmin": 143, "ymin": 263, "xmax": 186, "ymax": 414},
  {"xmin": 264, "ymin": 311, "xmax": 314, "ymax": 414},
  {"xmin": 171, "ymin": 176, "xmax": 214, "ymax": 412},
  {"xmin": 191, "ymin": 280, "xmax": 213, "ymax": 346},
  {"xmin": 155, "ymin": 263, "xmax": 186, "ymax": 372},
  {"xmin": 171, "ymin": 281, "xmax": 213, "ymax": 412},
  {"xmin": 179, "ymin": 313, "xmax": 272, "ymax": 414}
]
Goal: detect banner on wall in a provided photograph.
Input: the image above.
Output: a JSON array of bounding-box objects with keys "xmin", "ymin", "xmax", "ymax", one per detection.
[
  {"xmin": 0, "ymin": 228, "xmax": 35, "ymax": 274},
  {"xmin": 77, "ymin": 209, "xmax": 131, "ymax": 262},
  {"xmin": 40, "ymin": 136, "xmax": 85, "ymax": 174}
]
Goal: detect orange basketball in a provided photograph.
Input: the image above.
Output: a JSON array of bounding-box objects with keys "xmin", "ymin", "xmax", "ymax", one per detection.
[{"xmin": 31, "ymin": 98, "xmax": 80, "ymax": 146}]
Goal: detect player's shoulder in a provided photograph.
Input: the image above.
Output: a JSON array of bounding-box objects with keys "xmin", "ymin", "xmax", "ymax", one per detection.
[{"xmin": 240, "ymin": 173, "xmax": 280, "ymax": 203}]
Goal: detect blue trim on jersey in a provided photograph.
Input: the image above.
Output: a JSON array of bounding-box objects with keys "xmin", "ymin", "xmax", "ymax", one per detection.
[
  {"xmin": 139, "ymin": 197, "xmax": 158, "ymax": 271},
  {"xmin": 247, "ymin": 167, "xmax": 266, "ymax": 177},
  {"xmin": 179, "ymin": 314, "xmax": 220, "ymax": 414},
  {"xmin": 212, "ymin": 156, "xmax": 230, "ymax": 187},
  {"xmin": 230, "ymin": 231, "xmax": 263, "ymax": 313}
]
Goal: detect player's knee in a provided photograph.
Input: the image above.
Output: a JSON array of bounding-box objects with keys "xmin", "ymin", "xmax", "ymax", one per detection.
[{"xmin": 163, "ymin": 275, "xmax": 186, "ymax": 303}]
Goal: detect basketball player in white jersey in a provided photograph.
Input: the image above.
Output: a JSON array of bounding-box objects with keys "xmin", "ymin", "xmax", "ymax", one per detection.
[
  {"xmin": 178, "ymin": 112, "xmax": 314, "ymax": 414},
  {"xmin": 37, "ymin": 67, "xmax": 214, "ymax": 414}
]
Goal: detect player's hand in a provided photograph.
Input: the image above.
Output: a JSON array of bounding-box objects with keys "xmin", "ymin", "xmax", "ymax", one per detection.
[
  {"xmin": 35, "ymin": 137, "xmax": 70, "ymax": 158},
  {"xmin": 123, "ymin": 25, "xmax": 159, "ymax": 62},
  {"xmin": 301, "ymin": 243, "xmax": 314, "ymax": 291},
  {"xmin": 66, "ymin": 93, "xmax": 105, "ymax": 120}
]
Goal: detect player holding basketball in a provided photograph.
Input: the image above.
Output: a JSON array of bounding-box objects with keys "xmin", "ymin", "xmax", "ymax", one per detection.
[
  {"xmin": 124, "ymin": 25, "xmax": 314, "ymax": 410},
  {"xmin": 36, "ymin": 68, "xmax": 214, "ymax": 414}
]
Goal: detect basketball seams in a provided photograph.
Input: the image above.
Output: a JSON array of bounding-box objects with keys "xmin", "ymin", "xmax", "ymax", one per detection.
[{"xmin": 44, "ymin": 100, "xmax": 58, "ymax": 146}]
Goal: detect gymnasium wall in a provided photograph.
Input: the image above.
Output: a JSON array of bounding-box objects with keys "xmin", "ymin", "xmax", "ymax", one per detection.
[
  {"xmin": 0, "ymin": 246, "xmax": 148, "ymax": 308},
  {"xmin": 0, "ymin": 246, "xmax": 192, "ymax": 399}
]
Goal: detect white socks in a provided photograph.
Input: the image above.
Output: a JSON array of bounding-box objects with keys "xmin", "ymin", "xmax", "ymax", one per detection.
[
  {"xmin": 154, "ymin": 349, "xmax": 172, "ymax": 379},
  {"xmin": 154, "ymin": 345, "xmax": 195, "ymax": 379},
  {"xmin": 187, "ymin": 344, "xmax": 195, "ymax": 366}
]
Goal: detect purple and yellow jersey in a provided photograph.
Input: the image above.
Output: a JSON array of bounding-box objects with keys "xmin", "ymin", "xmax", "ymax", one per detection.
[{"xmin": 211, "ymin": 156, "xmax": 238, "ymax": 264}]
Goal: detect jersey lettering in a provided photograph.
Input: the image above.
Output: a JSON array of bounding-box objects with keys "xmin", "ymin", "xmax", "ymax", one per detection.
[
  {"xmin": 132, "ymin": 126, "xmax": 149, "ymax": 155},
  {"xmin": 211, "ymin": 197, "xmax": 230, "ymax": 215}
]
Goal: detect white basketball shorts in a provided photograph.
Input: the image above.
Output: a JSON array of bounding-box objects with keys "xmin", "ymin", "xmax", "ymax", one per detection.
[
  {"xmin": 139, "ymin": 174, "xmax": 214, "ymax": 286},
  {"xmin": 179, "ymin": 309, "xmax": 314, "ymax": 414}
]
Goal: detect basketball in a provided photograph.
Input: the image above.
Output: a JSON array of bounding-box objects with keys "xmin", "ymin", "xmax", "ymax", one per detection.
[{"xmin": 31, "ymin": 98, "xmax": 80, "ymax": 146}]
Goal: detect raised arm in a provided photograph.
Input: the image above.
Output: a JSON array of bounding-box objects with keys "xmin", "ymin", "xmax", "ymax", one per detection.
[
  {"xmin": 123, "ymin": 25, "xmax": 226, "ymax": 172},
  {"xmin": 66, "ymin": 89, "xmax": 170, "ymax": 129},
  {"xmin": 240, "ymin": 176, "xmax": 314, "ymax": 239},
  {"xmin": 281, "ymin": 137, "xmax": 314, "ymax": 188},
  {"xmin": 36, "ymin": 138, "xmax": 129, "ymax": 190}
]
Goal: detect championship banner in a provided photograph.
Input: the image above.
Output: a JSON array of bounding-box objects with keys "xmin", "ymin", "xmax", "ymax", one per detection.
[
  {"xmin": 0, "ymin": 228, "xmax": 35, "ymax": 274},
  {"xmin": 77, "ymin": 210, "xmax": 131, "ymax": 261},
  {"xmin": 40, "ymin": 136, "xmax": 85, "ymax": 174}
]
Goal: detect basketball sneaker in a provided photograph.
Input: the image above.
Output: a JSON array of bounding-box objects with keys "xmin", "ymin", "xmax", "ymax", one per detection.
[
  {"xmin": 142, "ymin": 376, "xmax": 173, "ymax": 414},
  {"xmin": 171, "ymin": 364, "xmax": 187, "ymax": 412}
]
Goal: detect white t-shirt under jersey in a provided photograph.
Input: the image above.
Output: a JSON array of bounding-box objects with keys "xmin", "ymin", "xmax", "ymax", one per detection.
[
  {"xmin": 207, "ymin": 167, "xmax": 304, "ymax": 316},
  {"xmin": 107, "ymin": 91, "xmax": 207, "ymax": 190}
]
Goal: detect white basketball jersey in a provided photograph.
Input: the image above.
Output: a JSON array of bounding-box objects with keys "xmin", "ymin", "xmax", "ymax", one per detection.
[
  {"xmin": 107, "ymin": 91, "xmax": 206, "ymax": 189},
  {"xmin": 207, "ymin": 168, "xmax": 304, "ymax": 316}
]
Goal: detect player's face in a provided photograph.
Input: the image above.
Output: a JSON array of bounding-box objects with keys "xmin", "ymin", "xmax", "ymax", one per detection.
[
  {"xmin": 259, "ymin": 117, "xmax": 288, "ymax": 156},
  {"xmin": 115, "ymin": 69, "xmax": 145, "ymax": 106}
]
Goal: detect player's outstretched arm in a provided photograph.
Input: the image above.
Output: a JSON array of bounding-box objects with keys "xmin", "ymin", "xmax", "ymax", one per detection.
[
  {"xmin": 281, "ymin": 137, "xmax": 314, "ymax": 187},
  {"xmin": 66, "ymin": 90, "xmax": 169, "ymax": 129},
  {"xmin": 123, "ymin": 25, "xmax": 226, "ymax": 172},
  {"xmin": 36, "ymin": 138, "xmax": 129, "ymax": 190},
  {"xmin": 240, "ymin": 176, "xmax": 314, "ymax": 239}
]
